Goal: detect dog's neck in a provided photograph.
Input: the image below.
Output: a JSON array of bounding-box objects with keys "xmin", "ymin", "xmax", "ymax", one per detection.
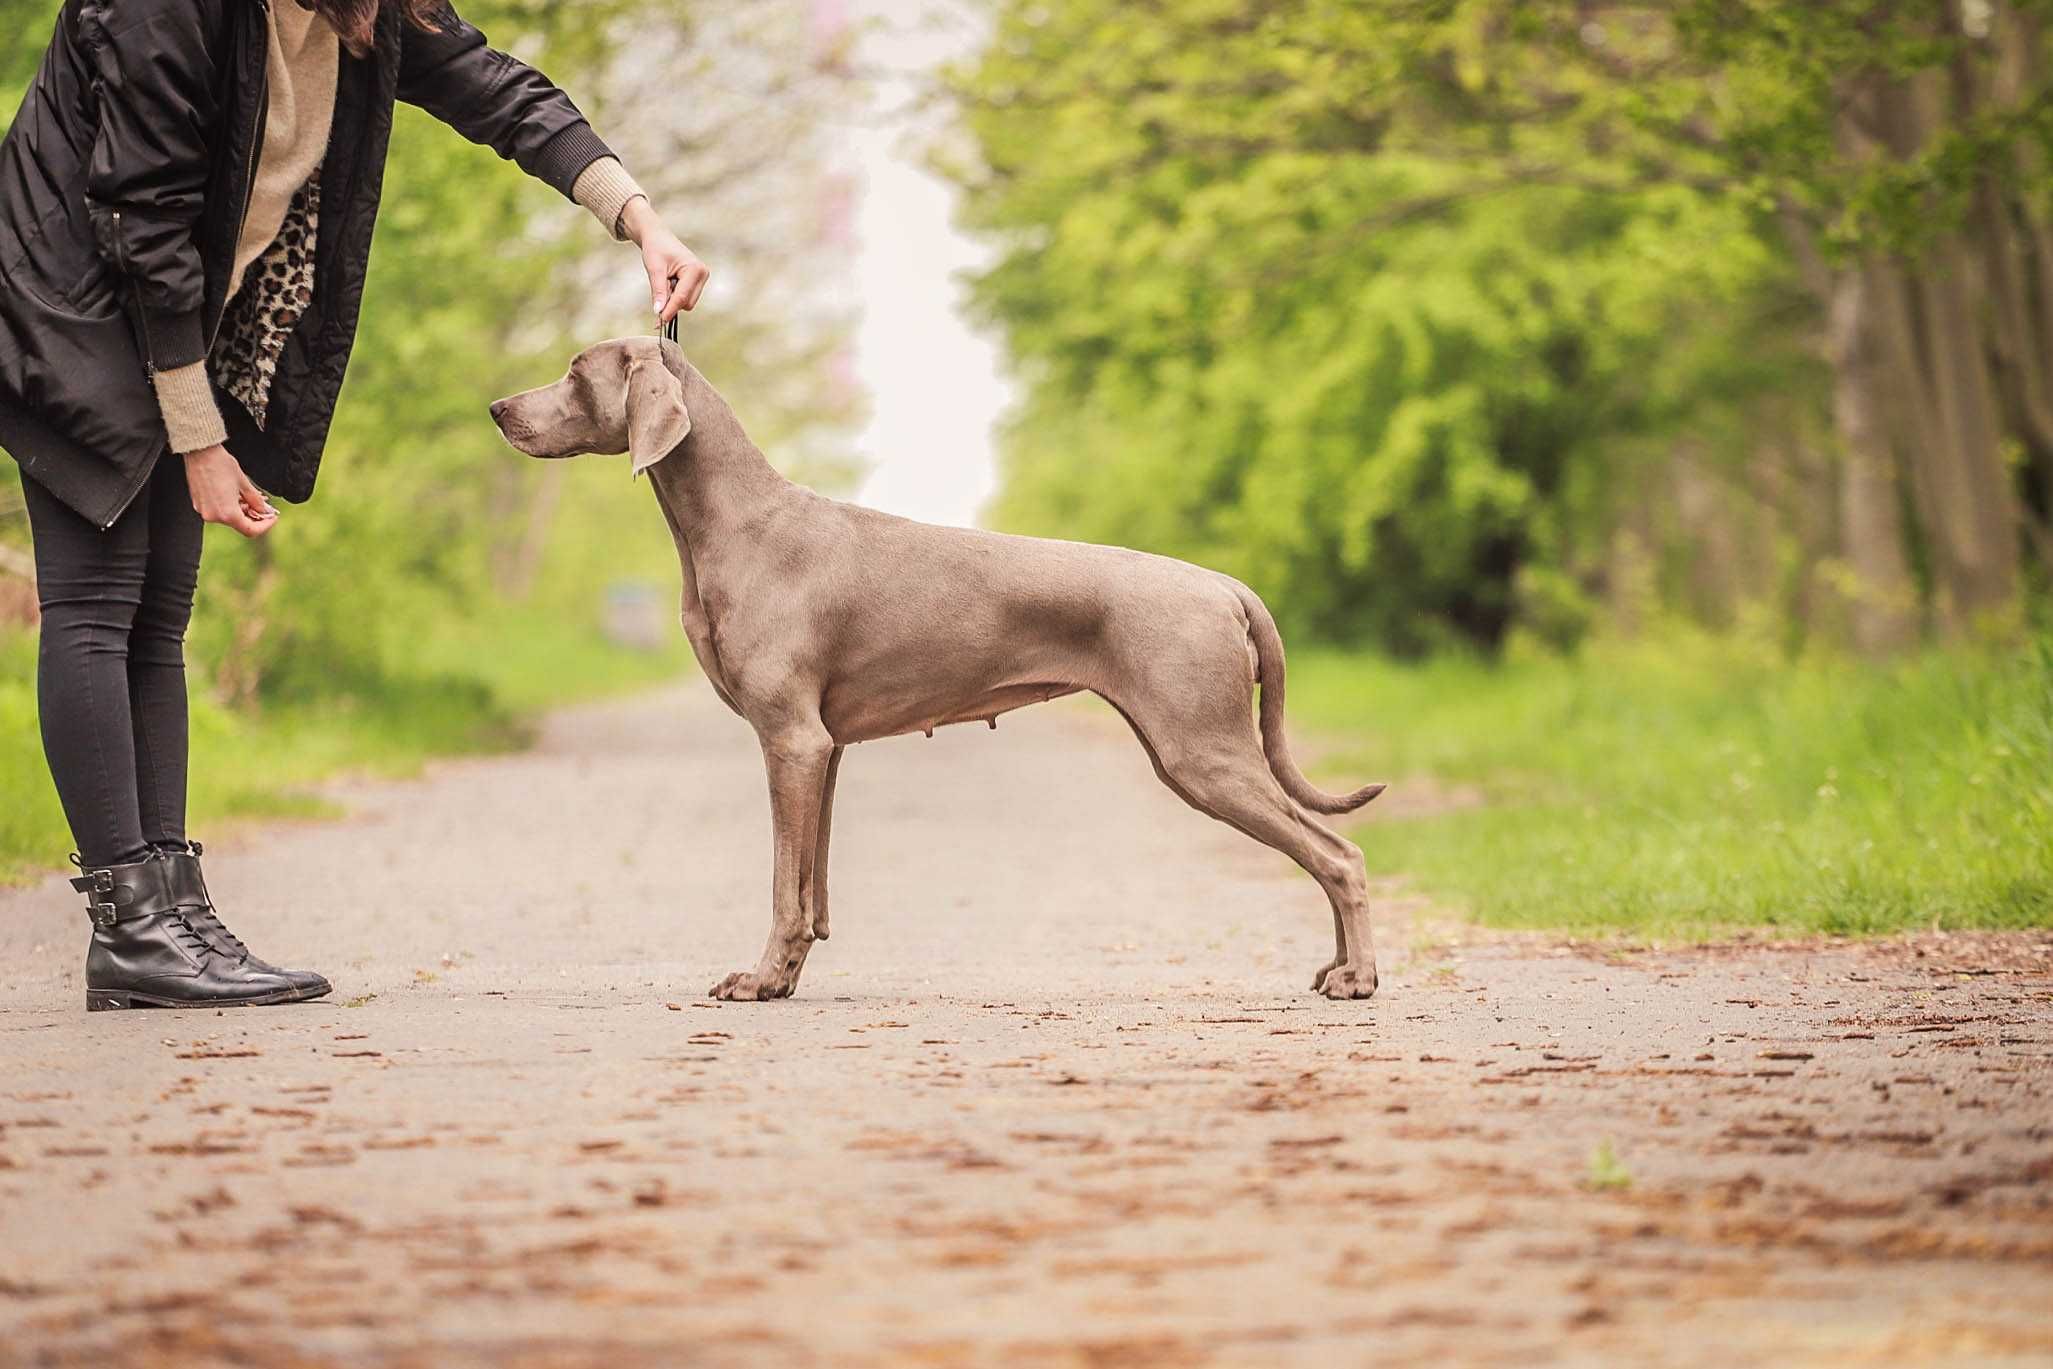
[{"xmin": 647, "ymin": 356, "xmax": 792, "ymax": 542}]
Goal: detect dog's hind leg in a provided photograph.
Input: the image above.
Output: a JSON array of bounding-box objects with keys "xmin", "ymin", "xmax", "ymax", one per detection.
[
  {"xmin": 711, "ymin": 724, "xmax": 836, "ymax": 1001},
  {"xmin": 811, "ymin": 746, "xmax": 844, "ymax": 941},
  {"xmin": 1116, "ymin": 689, "xmax": 1378, "ymax": 1000},
  {"xmin": 1187, "ymin": 749, "xmax": 1375, "ymax": 999}
]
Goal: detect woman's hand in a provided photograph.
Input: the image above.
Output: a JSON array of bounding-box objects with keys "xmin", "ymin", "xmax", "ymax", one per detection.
[
  {"xmin": 183, "ymin": 444, "xmax": 277, "ymax": 538},
  {"xmin": 622, "ymin": 197, "xmax": 710, "ymax": 325}
]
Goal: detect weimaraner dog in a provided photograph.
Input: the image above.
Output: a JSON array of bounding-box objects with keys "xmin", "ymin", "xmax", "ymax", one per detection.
[{"xmin": 490, "ymin": 338, "xmax": 1386, "ymax": 1001}]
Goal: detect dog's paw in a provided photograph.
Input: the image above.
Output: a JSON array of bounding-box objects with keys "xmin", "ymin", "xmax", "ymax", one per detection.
[
  {"xmin": 1317, "ymin": 965, "xmax": 1379, "ymax": 1000},
  {"xmin": 708, "ymin": 971, "xmax": 791, "ymax": 1002},
  {"xmin": 1310, "ymin": 960, "xmax": 1341, "ymax": 992}
]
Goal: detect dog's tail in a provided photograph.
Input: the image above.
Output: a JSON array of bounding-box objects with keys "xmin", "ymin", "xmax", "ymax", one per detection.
[{"xmin": 1233, "ymin": 582, "xmax": 1387, "ymax": 816}]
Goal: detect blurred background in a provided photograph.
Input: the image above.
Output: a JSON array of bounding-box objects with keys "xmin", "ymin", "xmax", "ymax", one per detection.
[{"xmin": 1, "ymin": 1, "xmax": 2048, "ymax": 937}]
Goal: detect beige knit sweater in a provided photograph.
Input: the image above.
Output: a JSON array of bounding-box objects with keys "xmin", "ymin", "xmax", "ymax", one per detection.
[{"xmin": 155, "ymin": 3, "xmax": 647, "ymax": 455}]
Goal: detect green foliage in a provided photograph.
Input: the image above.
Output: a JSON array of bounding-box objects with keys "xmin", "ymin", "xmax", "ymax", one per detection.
[
  {"xmin": 950, "ymin": 0, "xmax": 1828, "ymax": 653},
  {"xmin": 1289, "ymin": 632, "xmax": 2053, "ymax": 936},
  {"xmin": 948, "ymin": 1, "xmax": 2053, "ymax": 653},
  {"xmin": 0, "ymin": 1, "xmax": 52, "ymax": 109}
]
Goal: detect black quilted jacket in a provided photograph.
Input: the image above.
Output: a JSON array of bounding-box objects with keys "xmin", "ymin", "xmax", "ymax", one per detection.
[{"xmin": 0, "ymin": 0, "xmax": 614, "ymax": 527}]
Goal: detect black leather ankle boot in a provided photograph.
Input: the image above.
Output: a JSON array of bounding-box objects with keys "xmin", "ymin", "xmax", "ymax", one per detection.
[
  {"xmin": 160, "ymin": 843, "xmax": 332, "ymax": 1002},
  {"xmin": 73, "ymin": 854, "xmax": 304, "ymax": 1011}
]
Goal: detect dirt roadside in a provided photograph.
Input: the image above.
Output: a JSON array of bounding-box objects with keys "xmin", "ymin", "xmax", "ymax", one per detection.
[{"xmin": 1, "ymin": 684, "xmax": 2048, "ymax": 1367}]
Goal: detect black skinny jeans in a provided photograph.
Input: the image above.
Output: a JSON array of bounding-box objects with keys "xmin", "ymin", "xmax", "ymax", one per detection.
[{"xmin": 21, "ymin": 458, "xmax": 202, "ymax": 868}]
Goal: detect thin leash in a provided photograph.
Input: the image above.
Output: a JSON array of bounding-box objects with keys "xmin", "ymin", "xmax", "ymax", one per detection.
[{"xmin": 660, "ymin": 275, "xmax": 681, "ymax": 346}]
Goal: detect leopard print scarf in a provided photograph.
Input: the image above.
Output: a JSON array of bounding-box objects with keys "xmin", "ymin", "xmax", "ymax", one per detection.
[{"xmin": 212, "ymin": 174, "xmax": 320, "ymax": 430}]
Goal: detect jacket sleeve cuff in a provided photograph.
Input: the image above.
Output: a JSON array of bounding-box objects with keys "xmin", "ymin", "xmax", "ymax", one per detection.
[
  {"xmin": 142, "ymin": 305, "xmax": 209, "ymax": 372},
  {"xmin": 572, "ymin": 157, "xmax": 647, "ymax": 242},
  {"xmin": 530, "ymin": 122, "xmax": 617, "ymax": 201},
  {"xmin": 153, "ymin": 362, "xmax": 228, "ymax": 455}
]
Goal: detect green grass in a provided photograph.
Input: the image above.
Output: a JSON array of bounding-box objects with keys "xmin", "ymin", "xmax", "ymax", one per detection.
[
  {"xmin": 0, "ymin": 611, "xmax": 688, "ymax": 887},
  {"xmin": 1585, "ymin": 1139, "xmax": 1633, "ymax": 1192},
  {"xmin": 1291, "ymin": 631, "xmax": 2053, "ymax": 939}
]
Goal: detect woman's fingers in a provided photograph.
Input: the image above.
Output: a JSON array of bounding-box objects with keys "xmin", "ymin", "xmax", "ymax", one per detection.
[
  {"xmin": 184, "ymin": 445, "xmax": 274, "ymax": 537},
  {"xmin": 646, "ymin": 257, "xmax": 672, "ymax": 318},
  {"xmin": 203, "ymin": 503, "xmax": 268, "ymax": 538},
  {"xmin": 236, "ymin": 472, "xmax": 277, "ymax": 519},
  {"xmin": 657, "ymin": 263, "xmax": 709, "ymax": 324},
  {"xmin": 657, "ymin": 267, "xmax": 690, "ymax": 324},
  {"xmin": 642, "ymin": 235, "xmax": 710, "ymax": 324}
]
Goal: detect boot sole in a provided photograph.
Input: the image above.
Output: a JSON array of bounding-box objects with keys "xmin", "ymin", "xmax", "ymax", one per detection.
[{"xmin": 87, "ymin": 986, "xmax": 311, "ymax": 1012}]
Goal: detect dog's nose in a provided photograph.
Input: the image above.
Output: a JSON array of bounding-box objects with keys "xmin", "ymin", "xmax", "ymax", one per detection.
[{"xmin": 488, "ymin": 398, "xmax": 510, "ymax": 424}]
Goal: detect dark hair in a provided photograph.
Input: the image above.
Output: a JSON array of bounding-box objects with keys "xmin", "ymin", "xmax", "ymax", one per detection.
[{"xmin": 309, "ymin": 0, "xmax": 443, "ymax": 59}]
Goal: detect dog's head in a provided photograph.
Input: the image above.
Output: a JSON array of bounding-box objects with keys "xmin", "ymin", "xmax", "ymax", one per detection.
[{"xmin": 489, "ymin": 336, "xmax": 692, "ymax": 478}]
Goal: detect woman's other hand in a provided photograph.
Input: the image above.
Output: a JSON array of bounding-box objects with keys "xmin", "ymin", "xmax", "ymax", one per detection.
[
  {"xmin": 622, "ymin": 197, "xmax": 710, "ymax": 325},
  {"xmin": 183, "ymin": 444, "xmax": 278, "ymax": 538}
]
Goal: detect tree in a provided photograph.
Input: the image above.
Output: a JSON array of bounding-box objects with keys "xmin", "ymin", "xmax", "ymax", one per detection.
[{"xmin": 944, "ymin": 0, "xmax": 2053, "ymax": 654}]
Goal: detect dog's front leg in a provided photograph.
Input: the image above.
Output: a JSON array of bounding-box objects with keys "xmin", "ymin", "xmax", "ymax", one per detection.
[
  {"xmin": 710, "ymin": 725, "xmax": 835, "ymax": 1002},
  {"xmin": 811, "ymin": 746, "xmax": 844, "ymax": 942}
]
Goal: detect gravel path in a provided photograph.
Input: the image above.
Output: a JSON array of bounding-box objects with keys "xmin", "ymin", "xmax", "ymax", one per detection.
[{"xmin": 1, "ymin": 684, "xmax": 2049, "ymax": 1367}]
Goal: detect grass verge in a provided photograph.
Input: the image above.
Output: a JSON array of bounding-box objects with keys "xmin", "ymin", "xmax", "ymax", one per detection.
[
  {"xmin": 0, "ymin": 610, "xmax": 688, "ymax": 887},
  {"xmin": 1290, "ymin": 632, "xmax": 2053, "ymax": 939}
]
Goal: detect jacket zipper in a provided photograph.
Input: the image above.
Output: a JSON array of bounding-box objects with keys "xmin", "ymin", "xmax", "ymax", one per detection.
[
  {"xmin": 112, "ymin": 213, "xmax": 152, "ymax": 368},
  {"xmin": 101, "ymin": 211, "xmax": 157, "ymax": 529},
  {"xmin": 206, "ymin": 135, "xmax": 264, "ymax": 350}
]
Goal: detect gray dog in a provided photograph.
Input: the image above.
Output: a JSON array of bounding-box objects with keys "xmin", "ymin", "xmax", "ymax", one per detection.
[{"xmin": 490, "ymin": 338, "xmax": 1386, "ymax": 1001}]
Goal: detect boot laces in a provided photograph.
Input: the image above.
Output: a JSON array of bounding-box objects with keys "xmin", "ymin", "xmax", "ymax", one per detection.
[
  {"xmin": 191, "ymin": 907, "xmax": 252, "ymax": 958},
  {"xmin": 168, "ymin": 912, "xmax": 218, "ymax": 957}
]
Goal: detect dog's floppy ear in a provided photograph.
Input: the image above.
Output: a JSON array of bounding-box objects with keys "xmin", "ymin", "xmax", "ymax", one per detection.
[{"xmin": 625, "ymin": 354, "xmax": 691, "ymax": 478}]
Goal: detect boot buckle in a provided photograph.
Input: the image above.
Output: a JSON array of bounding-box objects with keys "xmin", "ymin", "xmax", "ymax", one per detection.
[
  {"xmin": 87, "ymin": 900, "xmax": 120, "ymax": 929},
  {"xmin": 68, "ymin": 868, "xmax": 115, "ymax": 896}
]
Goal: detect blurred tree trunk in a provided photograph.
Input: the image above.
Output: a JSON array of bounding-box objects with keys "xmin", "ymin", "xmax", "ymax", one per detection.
[
  {"xmin": 1825, "ymin": 262, "xmax": 1919, "ymax": 653},
  {"xmin": 1801, "ymin": 98, "xmax": 1922, "ymax": 655},
  {"xmin": 1668, "ymin": 444, "xmax": 1739, "ymax": 626},
  {"xmin": 1907, "ymin": 234, "xmax": 2020, "ymax": 628},
  {"xmin": 489, "ymin": 462, "xmax": 565, "ymax": 599},
  {"xmin": 1975, "ymin": 4, "xmax": 2053, "ymax": 562},
  {"xmin": 213, "ymin": 537, "xmax": 278, "ymax": 711},
  {"xmin": 1789, "ymin": 7, "xmax": 2046, "ymax": 648},
  {"xmin": 1849, "ymin": 57, "xmax": 2021, "ymax": 634}
]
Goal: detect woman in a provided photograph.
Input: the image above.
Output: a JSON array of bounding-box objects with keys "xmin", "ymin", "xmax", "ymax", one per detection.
[{"xmin": 0, "ymin": 0, "xmax": 709, "ymax": 1010}]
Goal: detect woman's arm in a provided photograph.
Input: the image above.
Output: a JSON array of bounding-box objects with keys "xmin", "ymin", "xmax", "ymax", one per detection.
[
  {"xmin": 623, "ymin": 197, "xmax": 711, "ymax": 325},
  {"xmin": 80, "ymin": 0, "xmax": 236, "ymax": 461},
  {"xmin": 80, "ymin": 0, "xmax": 220, "ymax": 377},
  {"xmin": 79, "ymin": 0, "xmax": 270, "ymax": 534},
  {"xmin": 396, "ymin": 5, "xmax": 611, "ymax": 194},
  {"xmin": 398, "ymin": 6, "xmax": 710, "ymax": 323},
  {"xmin": 573, "ymin": 163, "xmax": 710, "ymax": 324}
]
